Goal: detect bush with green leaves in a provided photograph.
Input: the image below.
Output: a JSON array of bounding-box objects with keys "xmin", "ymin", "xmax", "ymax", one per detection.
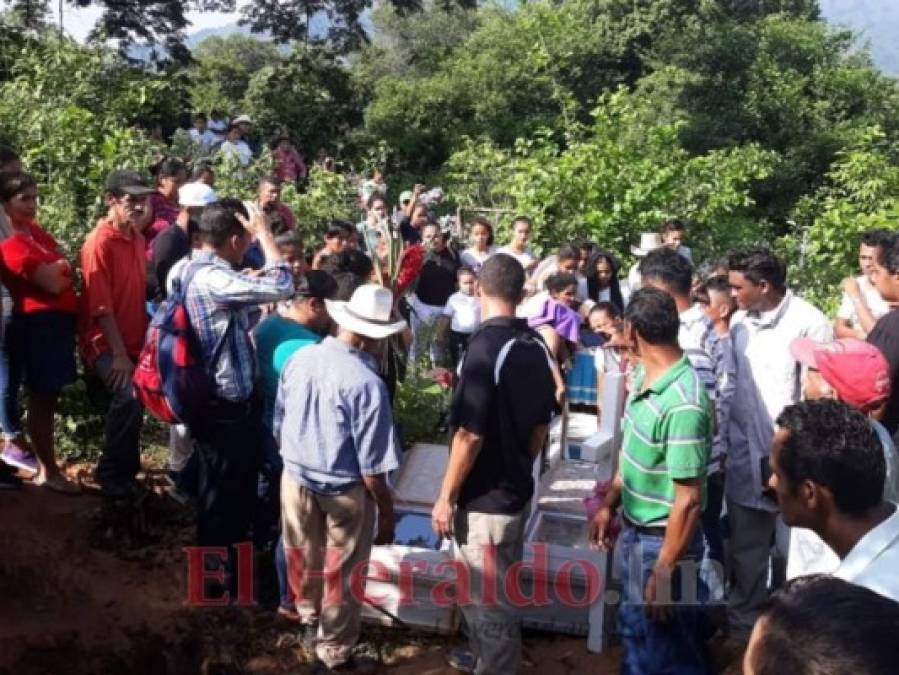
[
  {"xmin": 0, "ymin": 37, "xmax": 172, "ymax": 257},
  {"xmin": 783, "ymin": 127, "xmax": 899, "ymax": 312},
  {"xmin": 444, "ymin": 90, "xmax": 777, "ymax": 265}
]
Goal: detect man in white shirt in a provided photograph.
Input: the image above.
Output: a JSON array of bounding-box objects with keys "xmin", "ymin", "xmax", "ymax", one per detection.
[
  {"xmin": 726, "ymin": 247, "xmax": 832, "ymax": 639},
  {"xmin": 834, "ymin": 229, "xmax": 892, "ymax": 339},
  {"xmin": 218, "ymin": 124, "xmax": 253, "ymax": 167},
  {"xmin": 188, "ymin": 113, "xmax": 217, "ymax": 151},
  {"xmin": 769, "ymin": 399, "xmax": 899, "ymax": 602}
]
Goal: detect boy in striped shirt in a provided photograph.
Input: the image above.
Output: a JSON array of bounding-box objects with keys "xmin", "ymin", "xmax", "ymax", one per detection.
[{"xmin": 590, "ymin": 287, "xmax": 713, "ymax": 674}]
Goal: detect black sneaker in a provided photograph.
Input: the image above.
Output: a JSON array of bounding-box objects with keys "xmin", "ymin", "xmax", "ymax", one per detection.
[{"xmin": 0, "ymin": 463, "xmax": 22, "ymax": 490}]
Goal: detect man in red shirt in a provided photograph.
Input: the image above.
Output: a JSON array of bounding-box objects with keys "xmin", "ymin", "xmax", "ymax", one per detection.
[{"xmin": 80, "ymin": 169, "xmax": 154, "ymax": 498}]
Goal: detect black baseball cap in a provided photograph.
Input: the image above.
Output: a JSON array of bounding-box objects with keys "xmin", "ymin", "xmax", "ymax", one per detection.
[
  {"xmin": 294, "ymin": 270, "xmax": 338, "ymax": 300},
  {"xmin": 104, "ymin": 169, "xmax": 155, "ymax": 196}
]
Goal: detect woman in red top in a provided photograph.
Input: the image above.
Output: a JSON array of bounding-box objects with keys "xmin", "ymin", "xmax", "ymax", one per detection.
[{"xmin": 0, "ymin": 173, "xmax": 80, "ymax": 494}]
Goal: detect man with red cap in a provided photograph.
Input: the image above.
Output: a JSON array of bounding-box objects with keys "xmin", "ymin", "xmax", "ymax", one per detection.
[{"xmin": 779, "ymin": 337, "xmax": 899, "ymax": 589}]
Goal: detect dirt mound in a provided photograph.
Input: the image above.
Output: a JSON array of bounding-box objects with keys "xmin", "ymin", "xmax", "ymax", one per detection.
[{"xmin": 0, "ymin": 484, "xmax": 622, "ymax": 674}]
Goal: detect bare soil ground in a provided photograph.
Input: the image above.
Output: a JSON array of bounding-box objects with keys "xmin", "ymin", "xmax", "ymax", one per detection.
[{"xmin": 0, "ymin": 471, "xmax": 625, "ymax": 675}]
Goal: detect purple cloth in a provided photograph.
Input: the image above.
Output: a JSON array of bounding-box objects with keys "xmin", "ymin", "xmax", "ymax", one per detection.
[{"xmin": 528, "ymin": 298, "xmax": 582, "ymax": 344}]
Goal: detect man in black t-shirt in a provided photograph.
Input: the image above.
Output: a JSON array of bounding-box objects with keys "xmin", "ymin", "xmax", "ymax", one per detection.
[
  {"xmin": 432, "ymin": 253, "xmax": 556, "ymax": 675},
  {"xmin": 867, "ymin": 232, "xmax": 899, "ymax": 435},
  {"xmin": 409, "ymin": 224, "xmax": 459, "ymax": 366}
]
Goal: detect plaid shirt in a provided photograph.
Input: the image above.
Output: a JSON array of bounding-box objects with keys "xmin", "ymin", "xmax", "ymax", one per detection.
[{"xmin": 183, "ymin": 251, "xmax": 294, "ymax": 402}]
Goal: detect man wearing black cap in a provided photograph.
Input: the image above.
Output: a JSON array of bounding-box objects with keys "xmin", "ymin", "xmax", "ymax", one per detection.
[{"xmin": 80, "ymin": 169, "xmax": 155, "ymax": 498}]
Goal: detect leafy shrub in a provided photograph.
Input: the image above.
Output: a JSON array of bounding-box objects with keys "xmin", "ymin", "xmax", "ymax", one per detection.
[{"xmin": 444, "ymin": 90, "xmax": 777, "ymax": 264}]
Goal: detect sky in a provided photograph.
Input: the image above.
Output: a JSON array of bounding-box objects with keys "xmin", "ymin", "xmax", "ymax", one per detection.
[{"xmin": 55, "ymin": 4, "xmax": 242, "ymax": 42}]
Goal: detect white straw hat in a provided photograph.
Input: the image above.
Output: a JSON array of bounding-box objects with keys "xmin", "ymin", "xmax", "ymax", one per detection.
[
  {"xmin": 325, "ymin": 284, "xmax": 407, "ymax": 339},
  {"xmin": 631, "ymin": 232, "xmax": 663, "ymax": 257}
]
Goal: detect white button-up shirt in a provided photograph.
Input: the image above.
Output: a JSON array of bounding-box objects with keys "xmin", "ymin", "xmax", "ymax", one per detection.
[
  {"xmin": 726, "ymin": 291, "xmax": 832, "ymax": 510},
  {"xmin": 836, "ymin": 505, "xmax": 899, "ymax": 602}
]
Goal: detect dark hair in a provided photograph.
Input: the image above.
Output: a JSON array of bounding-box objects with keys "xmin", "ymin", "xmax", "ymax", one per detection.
[
  {"xmin": 258, "ymin": 175, "xmax": 282, "ymax": 190},
  {"xmin": 590, "ymin": 301, "xmax": 621, "ymax": 319},
  {"xmin": 152, "ymin": 157, "xmax": 187, "ymax": 180},
  {"xmin": 470, "ymin": 216, "xmax": 494, "ymax": 246},
  {"xmin": 704, "ymin": 274, "xmax": 731, "ymax": 296},
  {"xmin": 874, "ymin": 234, "xmax": 899, "ymax": 274},
  {"xmin": 751, "ymin": 575, "xmax": 899, "ymax": 675},
  {"xmin": 511, "ymin": 215, "xmax": 532, "ymax": 229},
  {"xmin": 578, "ymin": 240, "xmax": 594, "ymax": 253},
  {"xmin": 199, "ymin": 199, "xmax": 249, "ymax": 247},
  {"xmin": 624, "ymin": 287, "xmax": 680, "ymax": 345},
  {"xmin": 0, "ymin": 145, "xmax": 19, "ymax": 169},
  {"xmin": 546, "ymin": 271, "xmax": 578, "ymax": 295},
  {"xmin": 696, "ymin": 257, "xmax": 729, "ymax": 283},
  {"xmin": 659, "ymin": 218, "xmax": 686, "ymax": 235},
  {"xmin": 193, "ymin": 112, "xmax": 207, "ymax": 122},
  {"xmin": 190, "ymin": 161, "xmax": 214, "ymax": 181},
  {"xmin": 861, "ymin": 228, "xmax": 896, "ymax": 250},
  {"xmin": 480, "ymin": 253, "xmax": 525, "ymax": 303},
  {"xmin": 584, "ymin": 249, "xmax": 624, "ymax": 312},
  {"xmin": 275, "ymin": 230, "xmax": 302, "ymax": 248},
  {"xmin": 775, "ymin": 400, "xmax": 884, "ymax": 514},
  {"xmin": 557, "ymin": 244, "xmax": 580, "ymax": 264},
  {"xmin": 324, "ymin": 220, "xmax": 353, "ymax": 240},
  {"xmin": 639, "ymin": 247, "xmax": 694, "ymax": 298},
  {"xmin": 0, "ymin": 172, "xmax": 37, "ymax": 202},
  {"xmin": 457, "ymin": 266, "xmax": 476, "ymax": 279},
  {"xmin": 366, "ymin": 192, "xmax": 387, "ymax": 210},
  {"xmin": 696, "ymin": 274, "xmax": 734, "ymax": 307},
  {"xmin": 292, "ymin": 269, "xmax": 338, "ymax": 302},
  {"xmin": 318, "ymin": 248, "xmax": 374, "ymax": 280},
  {"xmin": 728, "ymin": 247, "xmax": 787, "ymax": 291}
]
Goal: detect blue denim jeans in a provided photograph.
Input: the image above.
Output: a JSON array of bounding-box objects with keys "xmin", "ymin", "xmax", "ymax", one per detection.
[
  {"xmin": 0, "ymin": 302, "xmax": 22, "ymax": 438},
  {"xmin": 614, "ymin": 525, "xmax": 711, "ymax": 675}
]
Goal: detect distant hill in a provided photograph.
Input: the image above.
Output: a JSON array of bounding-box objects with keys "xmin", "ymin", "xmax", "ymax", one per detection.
[
  {"xmin": 819, "ymin": 0, "xmax": 899, "ymax": 75},
  {"xmin": 127, "ymin": 2, "xmax": 898, "ymax": 76}
]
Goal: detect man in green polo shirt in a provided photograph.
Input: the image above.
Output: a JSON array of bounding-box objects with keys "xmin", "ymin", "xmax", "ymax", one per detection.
[{"xmin": 590, "ymin": 287, "xmax": 713, "ymax": 674}]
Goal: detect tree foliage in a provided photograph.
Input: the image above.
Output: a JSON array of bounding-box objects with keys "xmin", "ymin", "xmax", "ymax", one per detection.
[
  {"xmin": 0, "ymin": 38, "xmax": 171, "ymax": 255},
  {"xmin": 443, "ymin": 90, "xmax": 776, "ymax": 262}
]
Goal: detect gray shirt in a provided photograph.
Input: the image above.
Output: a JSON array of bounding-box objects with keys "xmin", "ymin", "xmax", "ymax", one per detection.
[
  {"xmin": 274, "ymin": 336, "xmax": 402, "ymax": 495},
  {"xmin": 726, "ymin": 292, "xmax": 831, "ymax": 510}
]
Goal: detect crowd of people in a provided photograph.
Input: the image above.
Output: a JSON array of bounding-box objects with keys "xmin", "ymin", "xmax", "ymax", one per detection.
[{"xmin": 2, "ymin": 137, "xmax": 899, "ymax": 674}]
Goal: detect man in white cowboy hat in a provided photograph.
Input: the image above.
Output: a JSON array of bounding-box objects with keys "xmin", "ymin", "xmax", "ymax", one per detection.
[
  {"xmin": 275, "ymin": 283, "xmax": 405, "ymax": 674},
  {"xmin": 626, "ymin": 231, "xmax": 663, "ymax": 293}
]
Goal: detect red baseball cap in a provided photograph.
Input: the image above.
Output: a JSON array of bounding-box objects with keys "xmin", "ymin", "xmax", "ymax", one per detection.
[{"xmin": 790, "ymin": 337, "xmax": 891, "ymax": 412}]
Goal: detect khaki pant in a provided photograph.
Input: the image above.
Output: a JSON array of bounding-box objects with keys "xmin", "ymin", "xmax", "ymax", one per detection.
[
  {"xmin": 454, "ymin": 507, "xmax": 528, "ymax": 675},
  {"xmin": 281, "ymin": 474, "xmax": 375, "ymax": 668}
]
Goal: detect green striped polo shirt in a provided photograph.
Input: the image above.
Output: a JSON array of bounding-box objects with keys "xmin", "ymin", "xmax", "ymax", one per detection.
[{"xmin": 620, "ymin": 356, "xmax": 712, "ymax": 525}]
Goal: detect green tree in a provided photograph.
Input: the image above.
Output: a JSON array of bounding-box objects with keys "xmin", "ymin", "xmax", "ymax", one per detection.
[
  {"xmin": 644, "ymin": 10, "xmax": 899, "ymax": 224},
  {"xmin": 0, "ymin": 38, "xmax": 172, "ymax": 255},
  {"xmin": 785, "ymin": 127, "xmax": 899, "ymax": 310},
  {"xmin": 241, "ymin": 48, "xmax": 363, "ymax": 154},
  {"xmin": 1, "ymin": 0, "xmax": 51, "ymax": 30},
  {"xmin": 187, "ymin": 33, "xmax": 281, "ymax": 113},
  {"xmin": 444, "ymin": 90, "xmax": 776, "ymax": 261}
]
